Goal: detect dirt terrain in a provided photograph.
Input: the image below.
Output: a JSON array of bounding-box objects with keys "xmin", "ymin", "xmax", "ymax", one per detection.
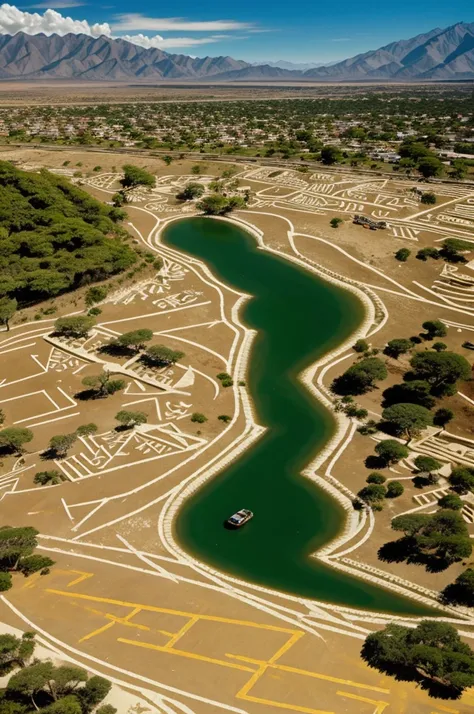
[{"xmin": 1, "ymin": 149, "xmax": 474, "ymax": 714}]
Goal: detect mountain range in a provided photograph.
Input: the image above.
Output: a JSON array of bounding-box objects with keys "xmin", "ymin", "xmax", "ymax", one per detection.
[{"xmin": 0, "ymin": 22, "xmax": 473, "ymax": 81}]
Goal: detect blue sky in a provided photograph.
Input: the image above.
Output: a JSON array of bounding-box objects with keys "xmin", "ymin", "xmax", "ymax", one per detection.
[{"xmin": 9, "ymin": 0, "xmax": 474, "ymax": 62}]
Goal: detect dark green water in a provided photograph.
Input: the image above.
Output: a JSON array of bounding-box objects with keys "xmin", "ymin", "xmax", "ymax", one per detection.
[{"xmin": 165, "ymin": 217, "xmax": 432, "ymax": 616}]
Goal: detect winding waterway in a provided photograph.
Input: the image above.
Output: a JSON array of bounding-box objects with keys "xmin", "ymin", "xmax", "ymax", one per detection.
[{"xmin": 164, "ymin": 217, "xmax": 432, "ymax": 616}]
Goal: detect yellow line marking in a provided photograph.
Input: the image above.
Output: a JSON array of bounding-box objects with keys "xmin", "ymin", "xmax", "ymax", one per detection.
[
  {"xmin": 117, "ymin": 637, "xmax": 257, "ymax": 673},
  {"xmin": 269, "ymin": 631, "xmax": 305, "ymax": 663},
  {"xmin": 78, "ymin": 621, "xmax": 115, "ymax": 643},
  {"xmin": 228, "ymin": 654, "xmax": 390, "ymax": 694},
  {"xmin": 45, "ymin": 588, "xmax": 301, "ymax": 634},
  {"xmin": 337, "ymin": 691, "xmax": 389, "ymax": 713},
  {"xmin": 104, "ymin": 614, "xmax": 150, "ymax": 631},
  {"xmin": 164, "ymin": 615, "xmax": 199, "ymax": 649},
  {"xmin": 158, "ymin": 630, "xmax": 175, "ymax": 637},
  {"xmin": 430, "ymin": 707, "xmax": 459, "ymax": 714},
  {"xmin": 65, "ymin": 571, "xmax": 94, "ymax": 588},
  {"xmin": 237, "ymin": 692, "xmax": 333, "ymax": 714}
]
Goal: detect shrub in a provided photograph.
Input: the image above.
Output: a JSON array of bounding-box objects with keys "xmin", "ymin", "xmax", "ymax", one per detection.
[
  {"xmin": 33, "ymin": 470, "xmax": 63, "ymax": 486},
  {"xmin": 383, "ymin": 338, "xmax": 413, "ymax": 359},
  {"xmin": 218, "ymin": 415, "xmax": 231, "ymax": 423},
  {"xmin": 422, "ymin": 319, "xmax": 447, "ymax": 339},
  {"xmin": 353, "ymin": 339, "xmax": 369, "ymax": 353},
  {"xmin": 438, "ymin": 494, "xmax": 463, "ymax": 510},
  {"xmin": 366, "ymin": 472, "xmax": 386, "ymax": 484},
  {"xmin": 420, "ymin": 191, "xmax": 436, "ymax": 204},
  {"xmin": 145, "ymin": 345, "xmax": 184, "ymax": 366},
  {"xmin": 330, "ymin": 217, "xmax": 343, "ymax": 228},
  {"xmin": 374, "ymin": 440, "xmax": 409, "ymax": 465},
  {"xmin": 331, "ymin": 357, "xmax": 387, "ymax": 396},
  {"xmin": 191, "ymin": 413, "xmax": 207, "ymax": 423},
  {"xmin": 433, "ymin": 408, "xmax": 454, "ymax": 427},
  {"xmin": 395, "ymin": 248, "xmax": 410, "ymax": 262},
  {"xmin": 18, "ymin": 555, "xmax": 55, "ymax": 576},
  {"xmin": 358, "ymin": 484, "xmax": 387, "ymax": 505},
  {"xmin": 386, "ymin": 481, "xmax": 404, "ymax": 498},
  {"xmin": 413, "ymin": 455, "xmax": 442, "ymax": 473}
]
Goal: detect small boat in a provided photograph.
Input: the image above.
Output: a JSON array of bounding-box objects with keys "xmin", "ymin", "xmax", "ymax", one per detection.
[{"xmin": 226, "ymin": 509, "xmax": 253, "ymax": 528}]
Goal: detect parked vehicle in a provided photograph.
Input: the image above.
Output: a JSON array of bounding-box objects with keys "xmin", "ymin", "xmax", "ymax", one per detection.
[{"xmin": 226, "ymin": 509, "xmax": 253, "ymax": 528}]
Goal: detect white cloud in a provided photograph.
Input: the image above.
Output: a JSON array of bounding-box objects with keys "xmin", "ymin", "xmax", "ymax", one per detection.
[
  {"xmin": 0, "ymin": 4, "xmax": 254, "ymax": 50},
  {"xmin": 111, "ymin": 13, "xmax": 253, "ymax": 32},
  {"xmin": 119, "ymin": 33, "xmax": 229, "ymax": 49},
  {"xmin": 25, "ymin": 1, "xmax": 87, "ymax": 7},
  {"xmin": 0, "ymin": 3, "xmax": 110, "ymax": 35}
]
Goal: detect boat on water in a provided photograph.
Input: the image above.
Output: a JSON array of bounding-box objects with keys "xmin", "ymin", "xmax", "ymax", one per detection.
[{"xmin": 226, "ymin": 509, "xmax": 253, "ymax": 528}]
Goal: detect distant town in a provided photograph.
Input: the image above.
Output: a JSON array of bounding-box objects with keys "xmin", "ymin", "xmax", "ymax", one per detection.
[{"xmin": 1, "ymin": 86, "xmax": 473, "ymax": 178}]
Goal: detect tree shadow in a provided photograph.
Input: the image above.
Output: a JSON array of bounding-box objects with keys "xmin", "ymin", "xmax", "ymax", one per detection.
[
  {"xmin": 98, "ymin": 342, "xmax": 134, "ymax": 358},
  {"xmin": 74, "ymin": 389, "xmax": 103, "ymax": 401},
  {"xmin": 378, "ymin": 537, "xmax": 417, "ymax": 563},
  {"xmin": 364, "ymin": 455, "xmax": 386, "ymax": 470}
]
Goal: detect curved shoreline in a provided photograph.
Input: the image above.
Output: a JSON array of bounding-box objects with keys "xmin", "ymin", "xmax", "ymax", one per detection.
[{"xmin": 147, "ymin": 213, "xmax": 465, "ymax": 619}]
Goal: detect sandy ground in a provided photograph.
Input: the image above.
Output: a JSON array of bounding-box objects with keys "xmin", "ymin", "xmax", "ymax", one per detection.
[{"xmin": 1, "ymin": 150, "xmax": 474, "ymax": 714}]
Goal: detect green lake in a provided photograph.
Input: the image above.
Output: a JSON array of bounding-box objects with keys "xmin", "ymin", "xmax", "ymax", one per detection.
[{"xmin": 164, "ymin": 217, "xmax": 432, "ymax": 616}]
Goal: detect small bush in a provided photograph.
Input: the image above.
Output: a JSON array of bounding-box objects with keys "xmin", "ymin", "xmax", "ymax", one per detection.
[
  {"xmin": 395, "ymin": 248, "xmax": 411, "ymax": 262},
  {"xmin": 367, "ymin": 472, "xmax": 386, "ymax": 484},
  {"xmin": 191, "ymin": 413, "xmax": 207, "ymax": 423},
  {"xmin": 386, "ymin": 481, "xmax": 404, "ymax": 498},
  {"xmin": 218, "ymin": 415, "xmax": 231, "ymax": 423}
]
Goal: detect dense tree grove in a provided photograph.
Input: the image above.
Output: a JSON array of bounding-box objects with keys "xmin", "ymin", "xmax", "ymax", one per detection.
[
  {"xmin": 0, "ymin": 631, "xmax": 115, "ymax": 714},
  {"xmin": 0, "ymin": 526, "xmax": 54, "ymax": 589},
  {"xmin": 361, "ymin": 620, "xmax": 474, "ymax": 696},
  {"xmin": 0, "ymin": 162, "xmax": 136, "ymax": 306}
]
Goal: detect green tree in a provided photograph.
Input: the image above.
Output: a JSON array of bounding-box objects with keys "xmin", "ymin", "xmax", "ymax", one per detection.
[
  {"xmin": 449, "ymin": 466, "xmax": 474, "ymax": 494},
  {"xmin": 366, "ymin": 472, "xmax": 386, "ymax": 484},
  {"xmin": 422, "ymin": 320, "xmax": 447, "ymax": 339},
  {"xmin": 177, "ymin": 182, "xmax": 205, "ymax": 200},
  {"xmin": 433, "ymin": 407, "xmax": 454, "ymax": 427},
  {"xmin": 357, "ymin": 484, "xmax": 387, "ymax": 505},
  {"xmin": 48, "ymin": 433, "xmax": 77, "ymax": 458},
  {"xmin": 77, "ymin": 676, "xmax": 111, "ymax": 712},
  {"xmin": 115, "ymin": 410, "xmax": 147, "ymax": 429},
  {"xmin": 381, "ymin": 403, "xmax": 432, "ymax": 439},
  {"xmin": 121, "ymin": 165, "xmax": 155, "ymax": 189},
  {"xmin": 0, "ymin": 632, "xmax": 36, "ymax": 674},
  {"xmin": 320, "ymin": 146, "xmax": 342, "ymax": 165},
  {"xmin": 353, "ymin": 339, "xmax": 369, "ymax": 353},
  {"xmin": 81, "ymin": 371, "xmax": 125, "ymax": 398},
  {"xmin": 330, "ymin": 217, "xmax": 343, "ymax": 228},
  {"xmin": 162, "ymin": 155, "xmax": 173, "ymax": 166},
  {"xmin": 386, "ymin": 481, "xmax": 404, "ymax": 498},
  {"xmin": 432, "ymin": 342, "xmax": 447, "ymax": 352},
  {"xmin": 197, "ymin": 194, "xmax": 243, "ymax": 215},
  {"xmin": 115, "ymin": 329, "xmax": 153, "ymax": 352},
  {"xmin": 0, "ymin": 428, "xmax": 33, "ymax": 455},
  {"xmin": 144, "ymin": 345, "xmax": 184, "ymax": 366},
  {"xmin": 33, "ymin": 470, "xmax": 63, "ymax": 486},
  {"xmin": 374, "ymin": 440, "xmax": 409, "ymax": 465},
  {"xmin": 41, "ymin": 695, "xmax": 82, "ymax": 714},
  {"xmin": 442, "ymin": 568, "xmax": 474, "ymax": 606},
  {"xmin": 0, "ymin": 297, "xmax": 17, "ymax": 331},
  {"xmin": 413, "ymin": 455, "xmax": 442, "ymax": 474},
  {"xmin": 409, "ymin": 351, "xmax": 471, "ymax": 395},
  {"xmin": 0, "ymin": 572, "xmax": 12, "ymax": 591},
  {"xmin": 420, "ymin": 192, "xmax": 437, "ymax": 205},
  {"xmin": 7, "ymin": 661, "xmax": 55, "ymax": 709},
  {"xmin": 361, "ymin": 620, "xmax": 474, "ymax": 694},
  {"xmin": 391, "ymin": 509, "xmax": 471, "ymax": 567},
  {"xmin": 85, "ymin": 286, "xmax": 108, "ymax": 307},
  {"xmin": 75, "ymin": 424, "xmax": 98, "ymax": 437},
  {"xmin": 395, "ymin": 248, "xmax": 410, "ymax": 262},
  {"xmin": 18, "ymin": 554, "xmax": 54, "ymax": 576},
  {"xmin": 191, "ymin": 413, "xmax": 207, "ymax": 423},
  {"xmin": 331, "ymin": 358, "xmax": 387, "ymax": 396},
  {"xmin": 383, "ymin": 339, "xmax": 413, "ymax": 359},
  {"xmin": 191, "ymin": 164, "xmax": 202, "ymax": 175},
  {"xmin": 438, "ymin": 494, "xmax": 463, "ymax": 510},
  {"xmin": 54, "ymin": 316, "xmax": 95, "ymax": 339},
  {"xmin": 418, "ymin": 157, "xmax": 443, "ymax": 178}
]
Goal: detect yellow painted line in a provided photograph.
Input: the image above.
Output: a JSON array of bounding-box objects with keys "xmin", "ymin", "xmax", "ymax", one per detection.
[
  {"xmin": 430, "ymin": 706, "xmax": 459, "ymax": 714},
  {"xmin": 227, "ymin": 654, "xmax": 390, "ymax": 694},
  {"xmin": 117, "ymin": 637, "xmax": 257, "ymax": 673},
  {"xmin": 164, "ymin": 616, "xmax": 199, "ymax": 649},
  {"xmin": 238, "ymin": 691, "xmax": 334, "ymax": 714},
  {"xmin": 79, "ymin": 620, "xmax": 115, "ymax": 643},
  {"xmin": 158, "ymin": 630, "xmax": 175, "ymax": 637},
  {"xmin": 45, "ymin": 588, "xmax": 302, "ymax": 634},
  {"xmin": 66, "ymin": 571, "xmax": 94, "ymax": 588},
  {"xmin": 104, "ymin": 614, "xmax": 150, "ymax": 631},
  {"xmin": 337, "ymin": 691, "xmax": 389, "ymax": 713},
  {"xmin": 269, "ymin": 631, "xmax": 304, "ymax": 664}
]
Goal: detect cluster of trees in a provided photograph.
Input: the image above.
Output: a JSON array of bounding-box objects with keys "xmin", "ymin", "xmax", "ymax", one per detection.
[
  {"xmin": 0, "ymin": 526, "xmax": 54, "ymax": 591},
  {"xmin": 196, "ymin": 194, "xmax": 246, "ymax": 216},
  {"xmin": 0, "ymin": 631, "xmax": 115, "ymax": 714},
  {"xmin": 379, "ymin": 509, "xmax": 471, "ymax": 571},
  {"xmin": 99, "ymin": 330, "xmax": 185, "ymax": 370},
  {"xmin": 398, "ymin": 139, "xmax": 444, "ymax": 178},
  {"xmin": 416, "ymin": 238, "xmax": 473, "ymax": 265},
  {"xmin": 0, "ymin": 162, "xmax": 136, "ymax": 307},
  {"xmin": 44, "ymin": 423, "xmax": 98, "ymax": 460},
  {"xmin": 356, "ymin": 471, "xmax": 404, "ymax": 510},
  {"xmin": 176, "ymin": 182, "xmax": 205, "ymax": 201},
  {"xmin": 362, "ymin": 620, "xmax": 474, "ymax": 697}
]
